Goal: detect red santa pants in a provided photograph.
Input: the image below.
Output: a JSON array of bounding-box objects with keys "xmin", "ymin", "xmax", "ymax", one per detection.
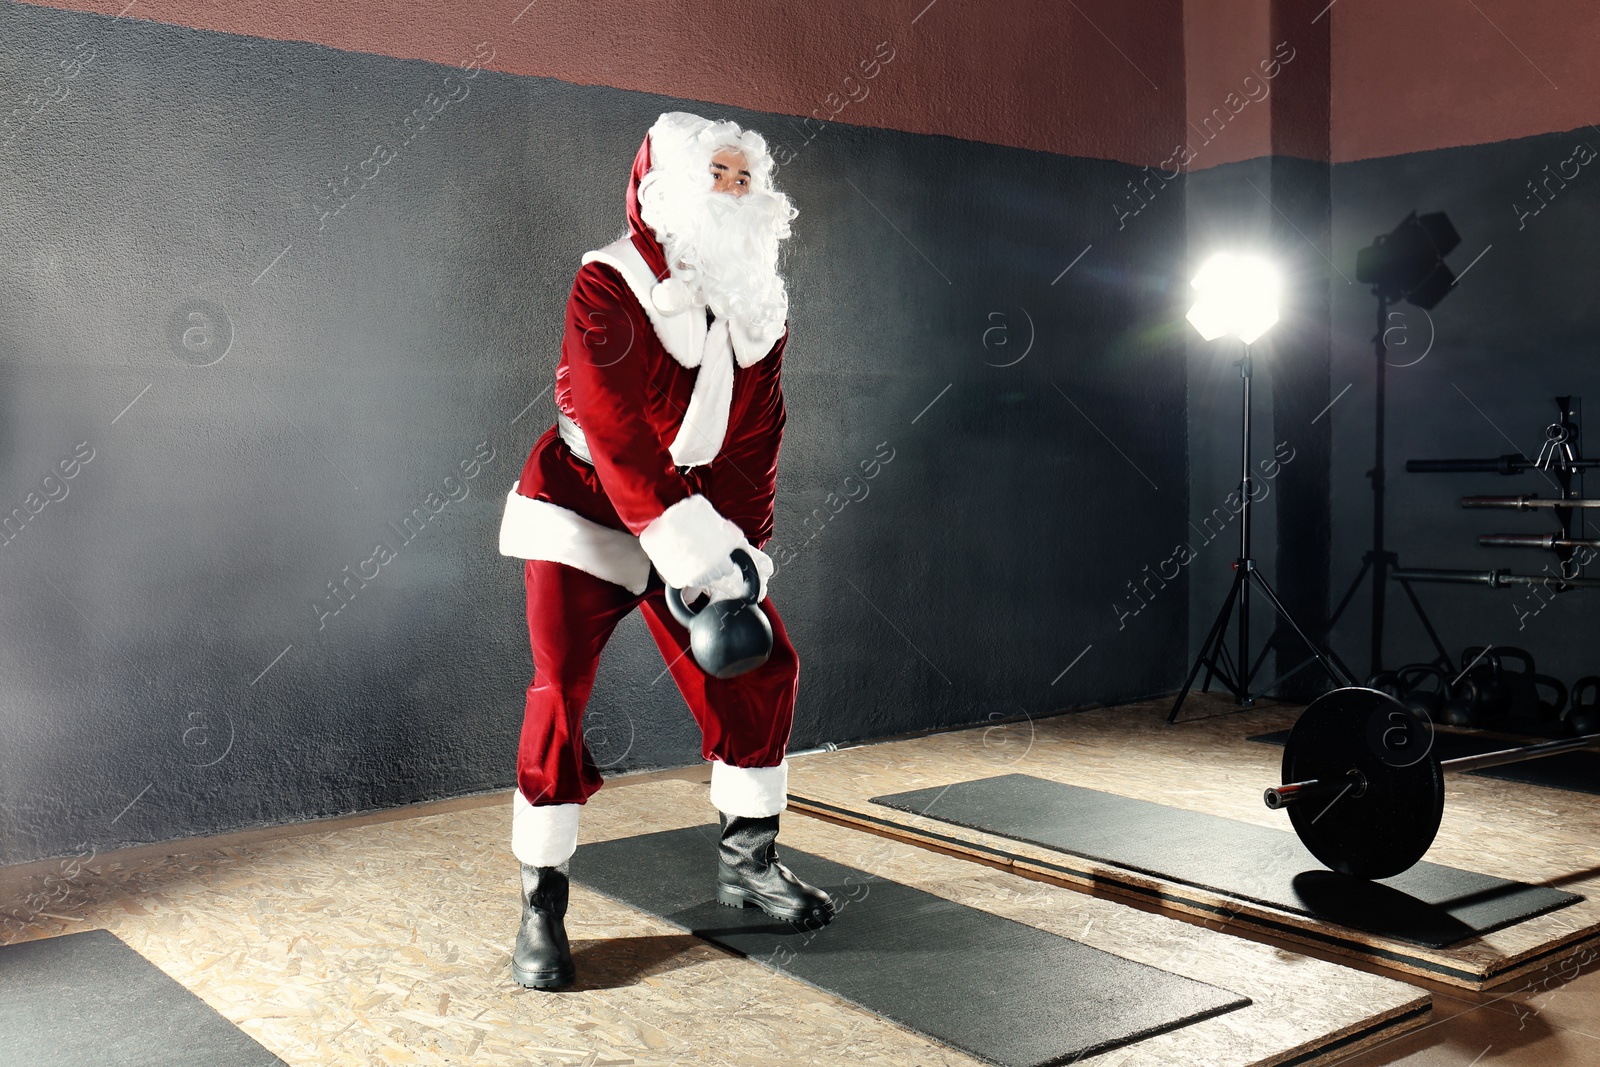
[{"xmin": 517, "ymin": 557, "xmax": 798, "ymax": 809}]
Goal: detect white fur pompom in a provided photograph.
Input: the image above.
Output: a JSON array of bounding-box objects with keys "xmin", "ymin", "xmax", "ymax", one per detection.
[{"xmin": 651, "ymin": 278, "xmax": 692, "ymax": 315}]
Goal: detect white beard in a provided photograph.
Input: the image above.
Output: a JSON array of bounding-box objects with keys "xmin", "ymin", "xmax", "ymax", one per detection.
[{"xmin": 640, "ymin": 181, "xmax": 793, "ymax": 334}]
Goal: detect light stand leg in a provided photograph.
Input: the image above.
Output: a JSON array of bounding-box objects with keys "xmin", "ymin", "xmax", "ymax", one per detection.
[
  {"xmin": 1168, "ymin": 564, "xmax": 1248, "ymax": 723},
  {"xmin": 1243, "ymin": 566, "xmax": 1353, "ymax": 690}
]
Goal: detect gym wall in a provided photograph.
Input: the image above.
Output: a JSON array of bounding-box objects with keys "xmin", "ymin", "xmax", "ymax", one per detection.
[
  {"xmin": 0, "ymin": 0, "xmax": 1193, "ymax": 864},
  {"xmin": 1321, "ymin": 3, "xmax": 1600, "ymax": 689}
]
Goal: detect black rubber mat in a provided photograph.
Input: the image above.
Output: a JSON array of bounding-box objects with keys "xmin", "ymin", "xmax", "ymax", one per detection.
[
  {"xmin": 870, "ymin": 775, "xmax": 1580, "ymax": 949},
  {"xmin": 1249, "ymin": 730, "xmax": 1600, "ymax": 796},
  {"xmin": 573, "ymin": 824, "xmax": 1249, "ymax": 1067},
  {"xmin": 0, "ymin": 929, "xmax": 285, "ymax": 1067}
]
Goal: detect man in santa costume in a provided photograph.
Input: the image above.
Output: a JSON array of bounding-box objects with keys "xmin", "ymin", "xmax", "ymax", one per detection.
[{"xmin": 498, "ymin": 111, "xmax": 834, "ymax": 989}]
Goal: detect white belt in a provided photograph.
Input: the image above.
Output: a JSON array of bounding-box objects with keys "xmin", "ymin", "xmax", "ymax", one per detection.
[{"xmin": 557, "ymin": 411, "xmax": 594, "ymax": 465}]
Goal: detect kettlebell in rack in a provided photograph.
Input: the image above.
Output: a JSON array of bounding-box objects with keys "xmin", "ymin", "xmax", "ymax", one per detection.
[
  {"xmin": 1441, "ymin": 675, "xmax": 1483, "ymax": 727},
  {"xmin": 1494, "ymin": 647, "xmax": 1565, "ymax": 724},
  {"xmin": 1530, "ymin": 673, "xmax": 1569, "ymax": 723},
  {"xmin": 1460, "ymin": 647, "xmax": 1510, "ymax": 725},
  {"xmin": 664, "ymin": 547, "xmax": 773, "ymax": 680},
  {"xmin": 1396, "ymin": 663, "xmax": 1448, "ymax": 722},
  {"xmin": 1365, "ymin": 670, "xmax": 1405, "ymax": 700},
  {"xmin": 1567, "ymin": 677, "xmax": 1600, "ymax": 737}
]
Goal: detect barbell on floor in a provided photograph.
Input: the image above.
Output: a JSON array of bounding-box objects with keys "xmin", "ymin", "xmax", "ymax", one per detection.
[{"xmin": 1261, "ymin": 687, "xmax": 1600, "ymax": 879}]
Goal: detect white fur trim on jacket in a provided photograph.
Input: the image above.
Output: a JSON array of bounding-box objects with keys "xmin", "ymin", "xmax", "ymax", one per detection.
[
  {"xmin": 584, "ymin": 239, "xmax": 707, "ymax": 369},
  {"xmin": 512, "ymin": 793, "xmax": 580, "ymax": 867},
  {"xmin": 637, "ymin": 493, "xmax": 747, "ymax": 589},
  {"xmin": 709, "ymin": 759, "xmax": 788, "ymax": 818},
  {"xmin": 499, "ymin": 483, "xmax": 654, "ymax": 594},
  {"xmin": 667, "ymin": 318, "xmax": 734, "ymax": 467},
  {"xmin": 582, "ymin": 238, "xmax": 783, "ymax": 369}
]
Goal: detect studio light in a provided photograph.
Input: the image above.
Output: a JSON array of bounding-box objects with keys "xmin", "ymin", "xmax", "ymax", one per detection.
[
  {"xmin": 1185, "ymin": 252, "xmax": 1281, "ymax": 344},
  {"xmin": 1355, "ymin": 211, "xmax": 1460, "ymax": 310},
  {"xmin": 1171, "ymin": 251, "xmax": 1347, "ymax": 722}
]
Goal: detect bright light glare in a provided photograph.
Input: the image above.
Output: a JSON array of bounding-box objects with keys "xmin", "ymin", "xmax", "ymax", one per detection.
[{"xmin": 1186, "ymin": 253, "xmax": 1280, "ymax": 344}]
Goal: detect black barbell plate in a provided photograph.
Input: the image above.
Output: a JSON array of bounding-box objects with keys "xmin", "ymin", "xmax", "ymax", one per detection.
[{"xmin": 1283, "ymin": 687, "xmax": 1445, "ymax": 880}]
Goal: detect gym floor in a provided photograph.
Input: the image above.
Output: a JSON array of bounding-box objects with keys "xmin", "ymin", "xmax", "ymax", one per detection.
[{"xmin": 2, "ymin": 692, "xmax": 1596, "ymax": 1066}]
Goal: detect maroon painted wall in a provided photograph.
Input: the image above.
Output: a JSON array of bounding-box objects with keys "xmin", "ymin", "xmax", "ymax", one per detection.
[
  {"xmin": 1330, "ymin": 0, "xmax": 1600, "ymax": 161},
  {"xmin": 21, "ymin": 0, "xmax": 1189, "ymax": 165},
  {"xmin": 27, "ymin": 2, "xmax": 1600, "ymax": 166}
]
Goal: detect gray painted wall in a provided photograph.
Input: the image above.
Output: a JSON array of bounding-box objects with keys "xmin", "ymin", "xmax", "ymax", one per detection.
[
  {"xmin": 0, "ymin": 6, "xmax": 1192, "ymax": 864},
  {"xmin": 1325, "ymin": 127, "xmax": 1600, "ymax": 690}
]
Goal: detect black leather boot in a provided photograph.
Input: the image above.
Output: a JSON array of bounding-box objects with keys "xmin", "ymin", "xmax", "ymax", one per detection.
[
  {"xmin": 715, "ymin": 813, "xmax": 835, "ymax": 927},
  {"xmin": 512, "ymin": 862, "xmax": 575, "ymax": 989}
]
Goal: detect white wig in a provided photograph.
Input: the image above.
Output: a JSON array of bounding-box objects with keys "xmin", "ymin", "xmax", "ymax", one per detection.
[{"xmin": 642, "ymin": 111, "xmax": 783, "ymax": 199}]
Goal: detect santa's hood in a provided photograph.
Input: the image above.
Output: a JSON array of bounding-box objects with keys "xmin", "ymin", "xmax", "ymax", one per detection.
[{"xmin": 624, "ymin": 132, "xmax": 670, "ymax": 283}]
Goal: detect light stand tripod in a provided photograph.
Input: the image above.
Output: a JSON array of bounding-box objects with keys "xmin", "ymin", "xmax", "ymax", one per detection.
[
  {"xmin": 1327, "ymin": 211, "xmax": 1462, "ymax": 677},
  {"xmin": 1168, "ymin": 346, "xmax": 1350, "ymax": 722},
  {"xmin": 1325, "ymin": 292, "xmax": 1453, "ymax": 674}
]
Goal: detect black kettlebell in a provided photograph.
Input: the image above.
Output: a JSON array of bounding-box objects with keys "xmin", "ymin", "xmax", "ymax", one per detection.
[
  {"xmin": 664, "ymin": 548, "xmax": 773, "ymax": 680},
  {"xmin": 1441, "ymin": 675, "xmax": 1482, "ymax": 727},
  {"xmin": 1494, "ymin": 646, "xmax": 1549, "ymax": 723},
  {"xmin": 1532, "ymin": 673, "xmax": 1569, "ymax": 722},
  {"xmin": 1396, "ymin": 663, "xmax": 1447, "ymax": 721},
  {"xmin": 1460, "ymin": 647, "xmax": 1510, "ymax": 724},
  {"xmin": 1365, "ymin": 670, "xmax": 1405, "ymax": 700},
  {"xmin": 1567, "ymin": 677, "xmax": 1600, "ymax": 737}
]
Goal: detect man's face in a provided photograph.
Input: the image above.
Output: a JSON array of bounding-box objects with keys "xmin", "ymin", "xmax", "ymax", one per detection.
[{"xmin": 709, "ymin": 147, "xmax": 751, "ymax": 197}]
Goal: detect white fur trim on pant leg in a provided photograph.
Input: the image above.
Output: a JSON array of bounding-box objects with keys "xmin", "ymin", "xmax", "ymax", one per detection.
[
  {"xmin": 512, "ymin": 792, "xmax": 580, "ymax": 867},
  {"xmin": 709, "ymin": 759, "xmax": 788, "ymax": 818},
  {"xmin": 637, "ymin": 494, "xmax": 746, "ymax": 589}
]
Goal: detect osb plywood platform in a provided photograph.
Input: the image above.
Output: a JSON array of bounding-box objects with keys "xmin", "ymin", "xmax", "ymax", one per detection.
[
  {"xmin": 0, "ymin": 774, "xmax": 1426, "ymax": 1066},
  {"xmin": 785, "ymin": 694, "xmax": 1600, "ymax": 992}
]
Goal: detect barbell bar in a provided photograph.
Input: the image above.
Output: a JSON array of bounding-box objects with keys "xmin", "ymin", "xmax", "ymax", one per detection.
[
  {"xmin": 1262, "ymin": 686, "xmax": 1600, "ymax": 879},
  {"xmin": 1461, "ymin": 495, "xmax": 1600, "ymax": 509},
  {"xmin": 1477, "ymin": 533, "xmax": 1600, "ymax": 551}
]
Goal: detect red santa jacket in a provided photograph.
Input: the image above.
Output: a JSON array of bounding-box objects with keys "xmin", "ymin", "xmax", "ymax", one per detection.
[{"xmin": 498, "ymin": 132, "xmax": 788, "ymax": 594}]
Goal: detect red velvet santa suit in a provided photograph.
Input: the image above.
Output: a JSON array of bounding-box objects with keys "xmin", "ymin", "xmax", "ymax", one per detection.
[{"xmin": 498, "ymin": 125, "xmax": 797, "ymax": 866}]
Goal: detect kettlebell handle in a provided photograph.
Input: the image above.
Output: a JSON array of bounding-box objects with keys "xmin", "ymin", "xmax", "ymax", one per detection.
[
  {"xmin": 1533, "ymin": 672, "xmax": 1569, "ymax": 717},
  {"xmin": 664, "ymin": 547, "xmax": 761, "ymax": 628},
  {"xmin": 1397, "ymin": 663, "xmax": 1447, "ymax": 695},
  {"xmin": 1462, "ymin": 645, "xmax": 1504, "ymax": 679}
]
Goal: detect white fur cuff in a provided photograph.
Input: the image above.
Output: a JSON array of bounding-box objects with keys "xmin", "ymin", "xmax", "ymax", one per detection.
[
  {"xmin": 637, "ymin": 494, "xmax": 746, "ymax": 589},
  {"xmin": 499, "ymin": 483, "xmax": 654, "ymax": 594},
  {"xmin": 512, "ymin": 792, "xmax": 580, "ymax": 867},
  {"xmin": 709, "ymin": 759, "xmax": 788, "ymax": 818}
]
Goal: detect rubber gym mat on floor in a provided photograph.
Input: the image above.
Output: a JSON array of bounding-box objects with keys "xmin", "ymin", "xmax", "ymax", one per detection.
[
  {"xmin": 573, "ymin": 823, "xmax": 1250, "ymax": 1067},
  {"xmin": 0, "ymin": 928, "xmax": 286, "ymax": 1067},
  {"xmin": 1249, "ymin": 729, "xmax": 1600, "ymax": 796},
  {"xmin": 871, "ymin": 774, "xmax": 1581, "ymax": 949}
]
